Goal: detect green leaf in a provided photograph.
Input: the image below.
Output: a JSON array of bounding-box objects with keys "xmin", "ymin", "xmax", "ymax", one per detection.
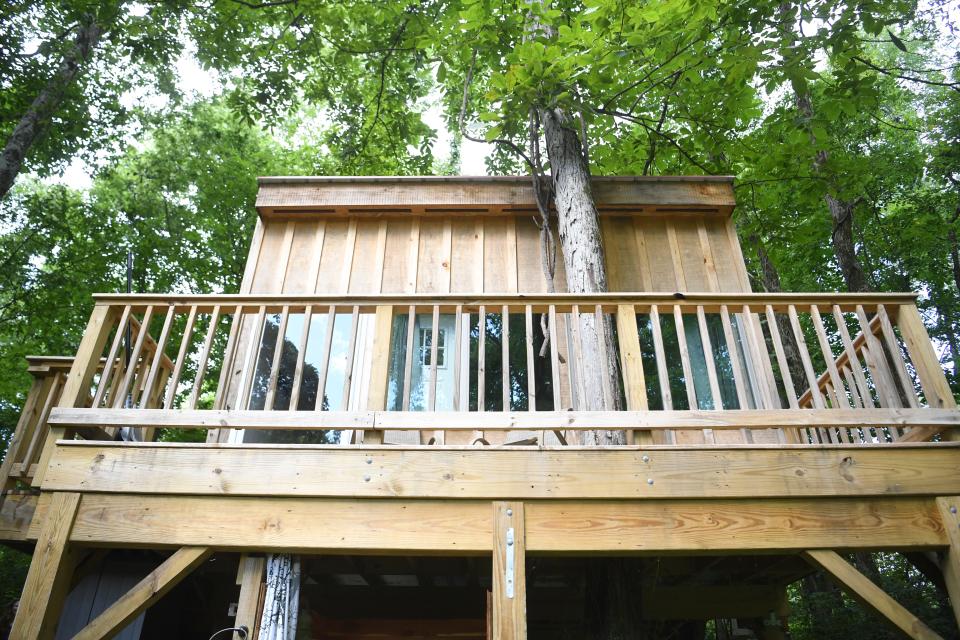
[{"xmin": 887, "ymin": 29, "xmax": 907, "ymax": 52}]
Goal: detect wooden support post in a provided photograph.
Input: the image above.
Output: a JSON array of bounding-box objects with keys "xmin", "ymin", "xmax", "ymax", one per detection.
[
  {"xmin": 936, "ymin": 497, "xmax": 960, "ymax": 631},
  {"xmin": 615, "ymin": 305, "xmax": 651, "ymax": 445},
  {"xmin": 802, "ymin": 549, "xmax": 943, "ymax": 640},
  {"xmin": 10, "ymin": 491, "xmax": 81, "ymax": 640},
  {"xmin": 492, "ymin": 501, "xmax": 526, "ymax": 640},
  {"xmin": 362, "ymin": 305, "xmax": 394, "ymax": 444},
  {"xmin": 34, "ymin": 305, "xmax": 117, "ymax": 487},
  {"xmin": 72, "ymin": 546, "xmax": 212, "ymax": 640},
  {"xmin": 235, "ymin": 555, "xmax": 266, "ymax": 640},
  {"xmin": 898, "ymin": 304, "xmax": 959, "ymax": 441}
]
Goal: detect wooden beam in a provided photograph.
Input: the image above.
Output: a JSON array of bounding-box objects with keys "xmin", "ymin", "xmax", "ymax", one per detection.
[
  {"xmin": 47, "ymin": 406, "xmax": 960, "ymax": 432},
  {"xmin": 899, "ymin": 305, "xmax": 959, "ymax": 442},
  {"xmin": 10, "ymin": 491, "xmax": 81, "ymax": 640},
  {"xmin": 41, "ymin": 442, "xmax": 960, "ymax": 500},
  {"xmin": 360, "ymin": 305, "xmax": 394, "ymax": 445},
  {"xmin": 24, "ymin": 494, "xmax": 947, "ymax": 554},
  {"xmin": 802, "ymin": 550, "xmax": 943, "ymax": 640},
  {"xmin": 616, "ymin": 305, "xmax": 651, "ymax": 445},
  {"xmin": 492, "ymin": 502, "xmax": 525, "ymax": 640},
  {"xmin": 254, "ymin": 176, "xmax": 737, "ymax": 217},
  {"xmin": 935, "ymin": 496, "xmax": 960, "ymax": 630},
  {"xmin": 71, "ymin": 546, "xmax": 212, "ymax": 640},
  {"xmin": 234, "ymin": 555, "xmax": 265, "ymax": 640}
]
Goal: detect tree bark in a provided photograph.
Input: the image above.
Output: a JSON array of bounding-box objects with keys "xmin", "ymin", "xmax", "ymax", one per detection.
[
  {"xmin": 0, "ymin": 16, "xmax": 104, "ymax": 200},
  {"xmin": 541, "ymin": 106, "xmax": 625, "ymax": 435}
]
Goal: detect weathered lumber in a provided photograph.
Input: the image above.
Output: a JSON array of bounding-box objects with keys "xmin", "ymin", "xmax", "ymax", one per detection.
[
  {"xmin": 492, "ymin": 502, "xmax": 525, "ymax": 640},
  {"xmin": 40, "ymin": 442, "xmax": 960, "ymax": 500}
]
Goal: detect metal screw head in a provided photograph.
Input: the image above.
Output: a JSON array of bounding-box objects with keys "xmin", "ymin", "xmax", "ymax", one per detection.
[
  {"xmin": 641, "ymin": 455, "xmax": 650, "ymax": 463},
  {"xmin": 951, "ymin": 506, "xmax": 958, "ymax": 514},
  {"xmin": 363, "ymin": 475, "xmax": 371, "ymax": 482},
  {"xmin": 506, "ymin": 509, "xmax": 513, "ymax": 516},
  {"xmin": 647, "ymin": 478, "xmax": 654, "ymax": 485},
  {"xmin": 366, "ymin": 458, "xmax": 373, "ymax": 464},
  {"xmin": 507, "ymin": 539, "xmax": 513, "ymax": 546}
]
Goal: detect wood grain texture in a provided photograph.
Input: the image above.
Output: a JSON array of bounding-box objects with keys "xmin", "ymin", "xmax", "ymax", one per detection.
[
  {"xmin": 936, "ymin": 496, "xmax": 960, "ymax": 629},
  {"xmin": 41, "ymin": 443, "xmax": 960, "ymax": 499},
  {"xmin": 524, "ymin": 498, "xmax": 946, "ymax": 553},
  {"xmin": 10, "ymin": 491, "xmax": 80, "ymax": 640},
  {"xmin": 55, "ymin": 495, "xmax": 493, "ymax": 554},
  {"xmin": 492, "ymin": 502, "xmax": 525, "ymax": 640}
]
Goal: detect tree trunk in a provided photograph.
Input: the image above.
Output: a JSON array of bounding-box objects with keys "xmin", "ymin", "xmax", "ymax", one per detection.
[
  {"xmin": 825, "ymin": 194, "xmax": 869, "ymax": 292},
  {"xmin": 541, "ymin": 105, "xmax": 625, "ymax": 434},
  {"xmin": 0, "ymin": 17, "xmax": 104, "ymax": 200}
]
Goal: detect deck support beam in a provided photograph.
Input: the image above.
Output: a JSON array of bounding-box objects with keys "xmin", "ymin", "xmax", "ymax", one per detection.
[
  {"xmin": 802, "ymin": 549, "xmax": 943, "ymax": 640},
  {"xmin": 936, "ymin": 497, "xmax": 960, "ymax": 630},
  {"xmin": 71, "ymin": 546, "xmax": 212, "ymax": 640},
  {"xmin": 10, "ymin": 491, "xmax": 80, "ymax": 640},
  {"xmin": 492, "ymin": 501, "xmax": 526, "ymax": 640},
  {"xmin": 234, "ymin": 555, "xmax": 266, "ymax": 640}
]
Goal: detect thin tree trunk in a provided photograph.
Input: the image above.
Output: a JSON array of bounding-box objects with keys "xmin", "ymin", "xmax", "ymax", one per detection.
[{"xmin": 0, "ymin": 17, "xmax": 104, "ymax": 200}]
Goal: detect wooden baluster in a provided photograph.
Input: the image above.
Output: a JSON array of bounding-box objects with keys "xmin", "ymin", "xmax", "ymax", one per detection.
[
  {"xmin": 263, "ymin": 306, "xmax": 289, "ymax": 411},
  {"xmin": 569, "ymin": 305, "xmax": 586, "ymax": 411},
  {"xmin": 832, "ymin": 305, "xmax": 875, "ymax": 409},
  {"xmin": 237, "ymin": 306, "xmax": 267, "ymax": 411},
  {"xmin": 787, "ymin": 305, "xmax": 829, "ymax": 443},
  {"xmin": 548, "ymin": 305, "xmax": 561, "ymax": 411},
  {"xmin": 673, "ymin": 305, "xmax": 698, "ymax": 410},
  {"xmin": 524, "ymin": 306, "xmax": 536, "ymax": 412},
  {"xmin": 765, "ymin": 305, "xmax": 798, "ymax": 409},
  {"xmin": 810, "ymin": 304, "xmax": 850, "ymax": 409},
  {"xmin": 114, "ymin": 305, "xmax": 154, "ymax": 409},
  {"xmin": 453, "ymin": 305, "xmax": 463, "ymax": 412},
  {"xmin": 876, "ymin": 305, "xmax": 919, "ymax": 408},
  {"xmin": 213, "ymin": 305, "xmax": 243, "ymax": 412},
  {"xmin": 617, "ymin": 304, "xmax": 650, "ymax": 445},
  {"xmin": 697, "ymin": 307, "xmax": 723, "ymax": 411},
  {"xmin": 400, "ymin": 305, "xmax": 416, "ymax": 412},
  {"xmin": 500, "ymin": 305, "xmax": 510, "ymax": 412},
  {"xmin": 478, "ymin": 305, "xmax": 487, "ymax": 412},
  {"xmin": 186, "ymin": 305, "xmax": 222, "ymax": 410},
  {"xmin": 855, "ymin": 305, "xmax": 903, "ymax": 410},
  {"xmin": 595, "ymin": 305, "xmax": 614, "ymax": 412},
  {"xmin": 21, "ymin": 372, "xmax": 63, "ymax": 478},
  {"xmin": 740, "ymin": 305, "xmax": 779, "ymax": 411},
  {"xmin": 695, "ymin": 306, "xmax": 720, "ymax": 444},
  {"xmin": 650, "ymin": 305, "xmax": 674, "ymax": 412},
  {"xmin": 92, "ymin": 305, "xmax": 132, "ymax": 408},
  {"xmin": 141, "ymin": 305, "xmax": 175, "ymax": 409},
  {"xmin": 315, "ymin": 305, "xmax": 336, "ymax": 411},
  {"xmin": 340, "ymin": 306, "xmax": 360, "ymax": 411},
  {"xmin": 288, "ymin": 305, "xmax": 313, "ymax": 411},
  {"xmin": 164, "ymin": 306, "xmax": 198, "ymax": 409},
  {"xmin": 363, "ymin": 305, "xmax": 394, "ymax": 445},
  {"xmin": 427, "ymin": 305, "xmax": 443, "ymax": 445}
]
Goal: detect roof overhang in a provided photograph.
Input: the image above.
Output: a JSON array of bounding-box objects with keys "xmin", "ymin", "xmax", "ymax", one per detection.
[{"xmin": 255, "ymin": 175, "xmax": 736, "ymax": 219}]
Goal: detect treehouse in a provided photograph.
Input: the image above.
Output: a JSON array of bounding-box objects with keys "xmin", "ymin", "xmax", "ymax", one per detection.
[{"xmin": 1, "ymin": 175, "xmax": 959, "ymax": 640}]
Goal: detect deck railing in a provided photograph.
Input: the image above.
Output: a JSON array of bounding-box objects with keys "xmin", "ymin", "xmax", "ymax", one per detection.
[{"xmin": 3, "ymin": 291, "xmax": 958, "ymax": 491}]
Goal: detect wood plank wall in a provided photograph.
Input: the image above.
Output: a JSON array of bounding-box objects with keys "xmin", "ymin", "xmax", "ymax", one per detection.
[{"xmin": 243, "ymin": 215, "xmax": 751, "ymax": 295}]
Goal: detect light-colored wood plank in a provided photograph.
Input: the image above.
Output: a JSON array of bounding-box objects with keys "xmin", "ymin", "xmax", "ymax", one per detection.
[
  {"xmin": 42, "ymin": 443, "xmax": 960, "ymax": 500},
  {"xmin": 234, "ymin": 556, "xmax": 266, "ymax": 640},
  {"xmin": 936, "ymin": 496, "xmax": 960, "ymax": 630},
  {"xmin": 71, "ymin": 546, "xmax": 212, "ymax": 640},
  {"xmin": 877, "ymin": 305, "xmax": 919, "ymax": 408},
  {"xmin": 899, "ymin": 304, "xmax": 958, "ymax": 415},
  {"xmin": 524, "ymin": 497, "xmax": 945, "ymax": 552},
  {"xmin": 802, "ymin": 549, "xmax": 943, "ymax": 640},
  {"xmin": 492, "ymin": 501, "xmax": 525, "ymax": 640},
  {"xmin": 47, "ymin": 406, "xmax": 960, "ymax": 433},
  {"xmin": 288, "ymin": 305, "xmax": 313, "ymax": 411},
  {"xmin": 92, "ymin": 305, "xmax": 131, "ymax": 408},
  {"xmin": 616, "ymin": 305, "xmax": 650, "ymax": 445},
  {"xmin": 165, "ymin": 306, "xmax": 198, "ymax": 409},
  {"xmin": 10, "ymin": 491, "xmax": 81, "ymax": 640}
]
